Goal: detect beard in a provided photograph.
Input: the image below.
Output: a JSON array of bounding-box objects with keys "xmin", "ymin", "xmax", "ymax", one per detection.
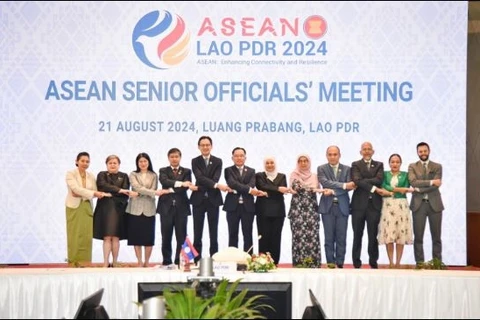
[{"xmin": 419, "ymin": 154, "xmax": 429, "ymax": 161}]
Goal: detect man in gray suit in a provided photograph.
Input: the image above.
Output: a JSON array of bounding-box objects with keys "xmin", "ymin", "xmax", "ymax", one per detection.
[
  {"xmin": 317, "ymin": 146, "xmax": 356, "ymax": 268},
  {"xmin": 408, "ymin": 142, "xmax": 444, "ymax": 265}
]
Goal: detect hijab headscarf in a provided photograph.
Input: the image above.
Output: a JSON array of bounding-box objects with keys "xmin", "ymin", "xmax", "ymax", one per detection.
[
  {"xmin": 263, "ymin": 156, "xmax": 278, "ymax": 182},
  {"xmin": 289, "ymin": 154, "xmax": 318, "ymax": 188}
]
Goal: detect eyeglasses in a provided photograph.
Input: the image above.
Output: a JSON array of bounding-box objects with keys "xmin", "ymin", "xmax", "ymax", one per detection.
[{"xmin": 199, "ymin": 144, "xmax": 211, "ymax": 147}]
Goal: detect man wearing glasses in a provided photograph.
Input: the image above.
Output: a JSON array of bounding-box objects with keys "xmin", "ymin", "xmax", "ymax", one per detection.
[{"xmin": 190, "ymin": 136, "xmax": 231, "ymax": 263}]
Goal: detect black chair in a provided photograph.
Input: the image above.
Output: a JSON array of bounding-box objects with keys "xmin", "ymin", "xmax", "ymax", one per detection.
[
  {"xmin": 301, "ymin": 289, "xmax": 328, "ymax": 319},
  {"xmin": 73, "ymin": 288, "xmax": 110, "ymax": 319}
]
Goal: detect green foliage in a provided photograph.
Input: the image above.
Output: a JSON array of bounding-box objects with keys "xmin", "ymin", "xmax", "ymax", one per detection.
[
  {"xmin": 294, "ymin": 256, "xmax": 319, "ymax": 268},
  {"xmin": 162, "ymin": 278, "xmax": 273, "ymax": 319},
  {"xmin": 415, "ymin": 258, "xmax": 447, "ymax": 270}
]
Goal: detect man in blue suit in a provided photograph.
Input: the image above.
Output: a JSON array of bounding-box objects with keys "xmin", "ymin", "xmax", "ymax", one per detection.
[{"xmin": 317, "ymin": 146, "xmax": 356, "ymax": 268}]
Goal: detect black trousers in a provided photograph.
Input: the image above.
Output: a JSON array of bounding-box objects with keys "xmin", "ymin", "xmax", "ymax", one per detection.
[
  {"xmin": 160, "ymin": 205, "xmax": 187, "ymax": 265},
  {"xmin": 256, "ymin": 215, "xmax": 284, "ymax": 264},
  {"xmin": 227, "ymin": 205, "xmax": 255, "ymax": 252},
  {"xmin": 192, "ymin": 198, "xmax": 219, "ymax": 263},
  {"xmin": 351, "ymin": 200, "xmax": 381, "ymax": 268}
]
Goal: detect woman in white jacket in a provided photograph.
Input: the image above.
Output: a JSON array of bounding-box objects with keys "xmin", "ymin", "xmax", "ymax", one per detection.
[{"xmin": 65, "ymin": 152, "xmax": 109, "ymax": 265}]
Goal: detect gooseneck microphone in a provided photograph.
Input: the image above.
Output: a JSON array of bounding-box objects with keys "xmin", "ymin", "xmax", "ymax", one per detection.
[{"xmin": 246, "ymin": 235, "xmax": 262, "ymax": 255}]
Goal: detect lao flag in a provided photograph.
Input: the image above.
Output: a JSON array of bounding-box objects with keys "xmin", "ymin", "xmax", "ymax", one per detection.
[{"xmin": 181, "ymin": 236, "xmax": 199, "ymax": 262}]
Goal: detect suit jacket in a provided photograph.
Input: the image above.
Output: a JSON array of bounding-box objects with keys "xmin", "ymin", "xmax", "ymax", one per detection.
[
  {"xmin": 255, "ymin": 172, "xmax": 287, "ymax": 217},
  {"xmin": 408, "ymin": 160, "xmax": 444, "ymax": 212},
  {"xmin": 317, "ymin": 163, "xmax": 351, "ymax": 217},
  {"xmin": 223, "ymin": 165, "xmax": 256, "ymax": 213},
  {"xmin": 65, "ymin": 168, "xmax": 97, "ymax": 209},
  {"xmin": 126, "ymin": 171, "xmax": 158, "ymax": 217},
  {"xmin": 190, "ymin": 154, "xmax": 224, "ymax": 206},
  {"xmin": 157, "ymin": 166, "xmax": 192, "ymax": 216},
  {"xmin": 351, "ymin": 159, "xmax": 384, "ymax": 211},
  {"xmin": 96, "ymin": 171, "xmax": 130, "ymax": 204}
]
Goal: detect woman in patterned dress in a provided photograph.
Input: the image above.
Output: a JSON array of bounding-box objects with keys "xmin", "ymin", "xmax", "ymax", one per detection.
[
  {"xmin": 377, "ymin": 153, "xmax": 414, "ymax": 268},
  {"xmin": 288, "ymin": 154, "xmax": 324, "ymax": 267}
]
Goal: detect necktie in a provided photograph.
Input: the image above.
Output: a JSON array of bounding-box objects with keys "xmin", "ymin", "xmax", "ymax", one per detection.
[
  {"xmin": 238, "ymin": 167, "xmax": 244, "ymax": 203},
  {"xmin": 332, "ymin": 166, "xmax": 338, "ymax": 178},
  {"xmin": 422, "ymin": 163, "xmax": 428, "ymax": 200},
  {"xmin": 366, "ymin": 161, "xmax": 370, "ymax": 171},
  {"xmin": 173, "ymin": 168, "xmax": 178, "ymax": 177},
  {"xmin": 204, "ymin": 157, "xmax": 209, "ymax": 167}
]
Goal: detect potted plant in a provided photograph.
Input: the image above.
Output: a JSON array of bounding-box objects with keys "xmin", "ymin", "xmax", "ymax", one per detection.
[{"xmin": 162, "ymin": 278, "xmax": 273, "ymax": 319}]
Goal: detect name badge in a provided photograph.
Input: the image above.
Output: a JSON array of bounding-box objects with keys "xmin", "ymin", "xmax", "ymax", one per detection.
[{"xmin": 213, "ymin": 261, "xmax": 237, "ymax": 274}]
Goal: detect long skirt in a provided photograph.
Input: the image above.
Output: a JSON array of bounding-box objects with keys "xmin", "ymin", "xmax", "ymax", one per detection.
[{"xmin": 66, "ymin": 200, "xmax": 93, "ymax": 263}]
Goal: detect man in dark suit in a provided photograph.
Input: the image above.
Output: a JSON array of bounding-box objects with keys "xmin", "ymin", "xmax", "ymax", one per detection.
[
  {"xmin": 317, "ymin": 146, "xmax": 356, "ymax": 268},
  {"xmin": 408, "ymin": 142, "xmax": 444, "ymax": 265},
  {"xmin": 157, "ymin": 148, "xmax": 193, "ymax": 266},
  {"xmin": 190, "ymin": 136, "xmax": 231, "ymax": 263},
  {"xmin": 223, "ymin": 147, "xmax": 266, "ymax": 252},
  {"xmin": 350, "ymin": 141, "xmax": 384, "ymax": 269}
]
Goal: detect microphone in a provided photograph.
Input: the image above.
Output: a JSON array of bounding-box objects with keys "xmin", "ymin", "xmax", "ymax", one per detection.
[{"xmin": 246, "ymin": 235, "xmax": 262, "ymax": 255}]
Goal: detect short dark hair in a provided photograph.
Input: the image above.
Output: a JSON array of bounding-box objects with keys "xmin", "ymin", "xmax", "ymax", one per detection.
[
  {"xmin": 388, "ymin": 153, "xmax": 402, "ymax": 163},
  {"xmin": 75, "ymin": 152, "xmax": 90, "ymax": 167},
  {"xmin": 326, "ymin": 145, "xmax": 340, "ymax": 154},
  {"xmin": 197, "ymin": 136, "xmax": 212, "ymax": 146},
  {"xmin": 232, "ymin": 147, "xmax": 246, "ymax": 155},
  {"xmin": 168, "ymin": 148, "xmax": 182, "ymax": 157},
  {"xmin": 135, "ymin": 153, "xmax": 154, "ymax": 173},
  {"xmin": 416, "ymin": 142, "xmax": 430, "ymax": 151}
]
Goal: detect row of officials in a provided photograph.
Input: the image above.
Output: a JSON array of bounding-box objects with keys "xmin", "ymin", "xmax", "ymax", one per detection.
[{"xmin": 65, "ymin": 136, "xmax": 443, "ymax": 269}]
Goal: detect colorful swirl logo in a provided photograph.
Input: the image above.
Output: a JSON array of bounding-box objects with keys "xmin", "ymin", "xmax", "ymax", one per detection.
[{"xmin": 132, "ymin": 10, "xmax": 190, "ymax": 69}]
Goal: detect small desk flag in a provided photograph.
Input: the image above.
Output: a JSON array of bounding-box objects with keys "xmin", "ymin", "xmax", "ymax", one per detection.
[{"xmin": 181, "ymin": 236, "xmax": 199, "ymax": 262}]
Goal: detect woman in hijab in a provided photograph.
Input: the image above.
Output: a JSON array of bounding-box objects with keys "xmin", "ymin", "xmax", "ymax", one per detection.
[
  {"xmin": 288, "ymin": 154, "xmax": 324, "ymax": 267},
  {"xmin": 255, "ymin": 156, "xmax": 289, "ymax": 265}
]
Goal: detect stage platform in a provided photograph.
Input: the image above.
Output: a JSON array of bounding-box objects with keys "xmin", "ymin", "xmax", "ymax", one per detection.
[{"xmin": 1, "ymin": 266, "xmax": 479, "ymax": 319}]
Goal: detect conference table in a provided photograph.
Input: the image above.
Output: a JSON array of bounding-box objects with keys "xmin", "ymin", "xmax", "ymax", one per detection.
[{"xmin": 1, "ymin": 266, "xmax": 479, "ymax": 319}]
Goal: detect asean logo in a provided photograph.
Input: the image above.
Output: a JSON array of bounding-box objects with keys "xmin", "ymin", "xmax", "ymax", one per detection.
[
  {"xmin": 303, "ymin": 15, "xmax": 328, "ymax": 39},
  {"xmin": 132, "ymin": 10, "xmax": 190, "ymax": 69}
]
